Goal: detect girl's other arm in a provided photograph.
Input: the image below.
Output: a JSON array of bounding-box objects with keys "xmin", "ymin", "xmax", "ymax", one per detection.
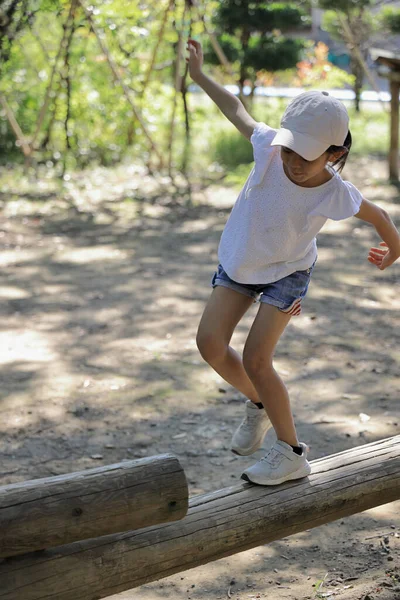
[
  {"xmin": 187, "ymin": 39, "xmax": 257, "ymax": 140},
  {"xmin": 355, "ymin": 198, "xmax": 400, "ymax": 270}
]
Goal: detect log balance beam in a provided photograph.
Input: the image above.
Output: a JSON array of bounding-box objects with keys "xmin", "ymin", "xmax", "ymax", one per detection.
[
  {"xmin": 1, "ymin": 436, "xmax": 399, "ymax": 600},
  {"xmin": 0, "ymin": 454, "xmax": 188, "ymax": 558}
]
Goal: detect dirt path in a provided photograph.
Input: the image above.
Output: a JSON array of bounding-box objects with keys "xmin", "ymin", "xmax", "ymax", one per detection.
[{"xmin": 0, "ymin": 157, "xmax": 399, "ymax": 599}]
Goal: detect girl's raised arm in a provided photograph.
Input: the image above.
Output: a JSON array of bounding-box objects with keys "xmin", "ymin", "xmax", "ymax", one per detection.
[{"xmin": 187, "ymin": 39, "xmax": 257, "ymax": 140}]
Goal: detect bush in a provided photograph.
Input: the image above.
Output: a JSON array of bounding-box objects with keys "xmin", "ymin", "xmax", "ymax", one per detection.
[
  {"xmin": 347, "ymin": 107, "xmax": 388, "ymax": 156},
  {"xmin": 381, "ymin": 7, "xmax": 400, "ymax": 33},
  {"xmin": 212, "ymin": 131, "xmax": 254, "ymax": 168}
]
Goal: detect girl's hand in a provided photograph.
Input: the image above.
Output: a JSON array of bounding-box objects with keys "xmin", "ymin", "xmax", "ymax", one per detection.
[
  {"xmin": 186, "ymin": 39, "xmax": 203, "ymax": 81},
  {"xmin": 368, "ymin": 241, "xmax": 400, "ymax": 270}
]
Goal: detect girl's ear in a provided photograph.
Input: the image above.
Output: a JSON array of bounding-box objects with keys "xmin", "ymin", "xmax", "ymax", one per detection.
[{"xmin": 328, "ymin": 148, "xmax": 347, "ymax": 163}]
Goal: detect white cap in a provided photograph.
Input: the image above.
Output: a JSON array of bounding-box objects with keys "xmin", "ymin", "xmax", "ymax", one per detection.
[{"xmin": 271, "ymin": 90, "xmax": 349, "ymax": 161}]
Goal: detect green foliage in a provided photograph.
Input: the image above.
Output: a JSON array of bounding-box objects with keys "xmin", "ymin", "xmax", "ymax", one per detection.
[
  {"xmin": 0, "ymin": 1, "xmax": 188, "ymax": 167},
  {"xmin": 215, "ymin": 1, "xmax": 309, "ymax": 33},
  {"xmin": 347, "ymin": 106, "xmax": 388, "ymax": 156},
  {"xmin": 0, "ymin": 0, "xmax": 390, "ymax": 173},
  {"xmin": 321, "ymin": 9, "xmax": 376, "ymax": 42},
  {"xmin": 319, "ymin": 1, "xmax": 378, "ymax": 112},
  {"xmin": 204, "ymin": 34, "xmax": 304, "ymax": 73},
  {"xmin": 246, "ymin": 35, "xmax": 304, "ymax": 72},
  {"xmin": 203, "ymin": 33, "xmax": 242, "ymax": 65},
  {"xmin": 212, "ymin": 130, "xmax": 254, "ymax": 167},
  {"xmin": 208, "ymin": 0, "xmax": 309, "ymax": 95},
  {"xmin": 318, "ymin": 0, "xmax": 372, "ymax": 11},
  {"xmin": 381, "ymin": 7, "xmax": 400, "ymax": 33}
]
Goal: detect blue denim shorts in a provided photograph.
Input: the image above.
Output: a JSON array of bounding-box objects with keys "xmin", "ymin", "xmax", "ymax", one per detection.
[{"xmin": 211, "ymin": 263, "xmax": 315, "ymax": 315}]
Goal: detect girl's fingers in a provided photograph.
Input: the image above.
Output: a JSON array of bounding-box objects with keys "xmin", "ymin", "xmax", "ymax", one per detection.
[
  {"xmin": 188, "ymin": 38, "xmax": 201, "ymax": 49},
  {"xmin": 368, "ymin": 251, "xmax": 383, "ymax": 260},
  {"xmin": 369, "ymin": 248, "xmax": 388, "ymax": 256},
  {"xmin": 186, "ymin": 45, "xmax": 197, "ymax": 60},
  {"xmin": 368, "ymin": 257, "xmax": 383, "ymax": 268}
]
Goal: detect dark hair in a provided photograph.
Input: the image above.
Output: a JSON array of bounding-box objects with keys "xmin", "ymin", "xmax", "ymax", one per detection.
[{"xmin": 326, "ymin": 130, "xmax": 352, "ymax": 174}]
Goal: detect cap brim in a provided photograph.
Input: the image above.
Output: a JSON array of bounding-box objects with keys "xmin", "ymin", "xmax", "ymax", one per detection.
[{"xmin": 271, "ymin": 128, "xmax": 329, "ymax": 161}]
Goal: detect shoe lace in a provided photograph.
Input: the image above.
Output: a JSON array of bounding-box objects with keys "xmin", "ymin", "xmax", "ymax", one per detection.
[
  {"xmin": 260, "ymin": 447, "xmax": 285, "ymax": 468},
  {"xmin": 241, "ymin": 411, "xmax": 260, "ymax": 431}
]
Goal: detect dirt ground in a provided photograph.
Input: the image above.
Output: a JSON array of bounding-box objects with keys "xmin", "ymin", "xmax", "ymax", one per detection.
[{"xmin": 0, "ymin": 156, "xmax": 399, "ymax": 600}]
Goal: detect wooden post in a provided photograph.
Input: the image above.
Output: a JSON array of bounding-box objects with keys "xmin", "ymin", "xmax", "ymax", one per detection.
[
  {"xmin": 389, "ymin": 76, "xmax": 399, "ymax": 181},
  {"xmin": 1, "ymin": 436, "xmax": 399, "ymax": 600},
  {"xmin": 371, "ymin": 50, "xmax": 400, "ymax": 182},
  {"xmin": 0, "ymin": 454, "xmax": 188, "ymax": 559}
]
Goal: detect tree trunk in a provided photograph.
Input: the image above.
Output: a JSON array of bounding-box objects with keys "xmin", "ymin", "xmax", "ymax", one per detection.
[{"xmin": 351, "ymin": 53, "xmax": 363, "ymax": 112}]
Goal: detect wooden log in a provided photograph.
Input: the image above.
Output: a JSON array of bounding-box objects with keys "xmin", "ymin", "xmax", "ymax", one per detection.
[
  {"xmin": 0, "ymin": 436, "xmax": 399, "ymax": 600},
  {"xmin": 0, "ymin": 454, "xmax": 188, "ymax": 559}
]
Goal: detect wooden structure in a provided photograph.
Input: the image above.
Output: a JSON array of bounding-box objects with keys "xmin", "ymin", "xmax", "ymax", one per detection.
[
  {"xmin": 0, "ymin": 454, "xmax": 188, "ymax": 559},
  {"xmin": 371, "ymin": 48, "xmax": 400, "ymax": 182},
  {"xmin": 0, "ymin": 436, "xmax": 399, "ymax": 600}
]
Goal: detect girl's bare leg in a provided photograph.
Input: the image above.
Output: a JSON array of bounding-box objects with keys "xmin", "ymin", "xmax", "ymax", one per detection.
[
  {"xmin": 196, "ymin": 286, "xmax": 261, "ymax": 403},
  {"xmin": 243, "ymin": 303, "xmax": 298, "ymax": 446}
]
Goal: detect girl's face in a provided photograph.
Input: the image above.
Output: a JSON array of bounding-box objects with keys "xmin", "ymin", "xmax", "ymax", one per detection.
[{"xmin": 280, "ymin": 147, "xmax": 344, "ymax": 188}]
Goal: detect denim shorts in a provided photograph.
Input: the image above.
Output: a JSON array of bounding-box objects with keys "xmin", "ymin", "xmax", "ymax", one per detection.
[{"xmin": 211, "ymin": 262, "xmax": 315, "ymax": 315}]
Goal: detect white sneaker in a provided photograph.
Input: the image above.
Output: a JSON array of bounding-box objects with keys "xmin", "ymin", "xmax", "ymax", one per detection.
[
  {"xmin": 241, "ymin": 440, "xmax": 311, "ymax": 485},
  {"xmin": 231, "ymin": 400, "xmax": 272, "ymax": 456}
]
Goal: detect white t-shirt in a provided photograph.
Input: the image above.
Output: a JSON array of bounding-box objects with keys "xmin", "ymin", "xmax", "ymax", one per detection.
[{"xmin": 218, "ymin": 122, "xmax": 363, "ymax": 284}]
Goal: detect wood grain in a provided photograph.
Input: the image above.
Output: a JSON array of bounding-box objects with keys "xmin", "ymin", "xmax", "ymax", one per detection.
[
  {"xmin": 0, "ymin": 454, "xmax": 188, "ymax": 558},
  {"xmin": 0, "ymin": 437, "xmax": 399, "ymax": 600}
]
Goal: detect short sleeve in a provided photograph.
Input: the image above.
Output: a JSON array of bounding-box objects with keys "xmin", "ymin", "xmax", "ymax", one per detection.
[
  {"xmin": 310, "ymin": 179, "xmax": 364, "ymax": 221},
  {"xmin": 250, "ymin": 123, "xmax": 277, "ymax": 162},
  {"xmin": 247, "ymin": 123, "xmax": 278, "ymax": 191}
]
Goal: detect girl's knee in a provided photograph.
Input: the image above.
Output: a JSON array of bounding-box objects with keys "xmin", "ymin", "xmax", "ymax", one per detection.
[
  {"xmin": 243, "ymin": 349, "xmax": 274, "ymax": 381},
  {"xmin": 196, "ymin": 329, "xmax": 226, "ymax": 364}
]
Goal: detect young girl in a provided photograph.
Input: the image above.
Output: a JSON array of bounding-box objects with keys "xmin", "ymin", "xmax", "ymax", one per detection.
[{"xmin": 187, "ymin": 39, "xmax": 400, "ymax": 486}]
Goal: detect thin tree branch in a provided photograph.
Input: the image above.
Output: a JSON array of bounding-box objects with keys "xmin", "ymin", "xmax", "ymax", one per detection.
[
  {"xmin": 141, "ymin": 0, "xmax": 174, "ymax": 95},
  {"xmin": 0, "ymin": 93, "xmax": 32, "ymax": 156},
  {"xmin": 78, "ymin": 0, "xmax": 164, "ymax": 167},
  {"xmin": 31, "ymin": 0, "xmax": 77, "ymax": 149},
  {"xmin": 168, "ymin": 0, "xmax": 187, "ymax": 175},
  {"xmin": 28, "ymin": 20, "xmax": 52, "ymax": 63},
  {"xmin": 191, "ymin": 0, "xmax": 248, "ymax": 109},
  {"xmin": 336, "ymin": 11, "xmax": 389, "ymax": 113}
]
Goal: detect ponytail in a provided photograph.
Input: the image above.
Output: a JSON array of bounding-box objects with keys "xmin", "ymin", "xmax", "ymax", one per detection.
[{"xmin": 327, "ymin": 130, "xmax": 352, "ymax": 173}]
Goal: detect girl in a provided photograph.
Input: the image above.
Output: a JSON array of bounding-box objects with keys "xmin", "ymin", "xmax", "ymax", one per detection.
[{"xmin": 187, "ymin": 39, "xmax": 400, "ymax": 486}]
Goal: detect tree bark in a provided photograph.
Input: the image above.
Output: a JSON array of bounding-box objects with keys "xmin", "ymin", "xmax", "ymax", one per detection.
[{"xmin": 0, "ymin": 454, "xmax": 188, "ymax": 559}]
